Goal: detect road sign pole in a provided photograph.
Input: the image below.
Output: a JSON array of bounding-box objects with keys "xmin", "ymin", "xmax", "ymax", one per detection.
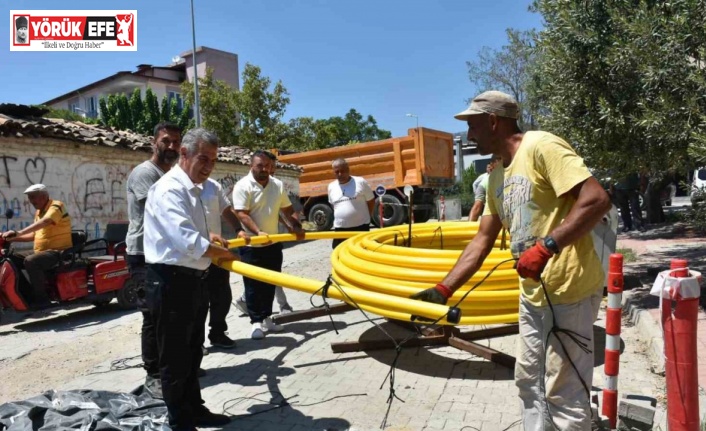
[{"xmin": 375, "ymin": 185, "xmax": 386, "ymax": 229}]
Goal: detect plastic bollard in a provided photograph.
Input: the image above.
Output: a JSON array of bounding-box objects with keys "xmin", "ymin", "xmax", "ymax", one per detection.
[{"xmin": 663, "ymin": 258, "xmax": 699, "ymax": 431}]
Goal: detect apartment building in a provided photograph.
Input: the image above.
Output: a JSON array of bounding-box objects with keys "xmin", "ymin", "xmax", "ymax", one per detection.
[{"xmin": 43, "ymin": 46, "xmax": 239, "ymax": 119}]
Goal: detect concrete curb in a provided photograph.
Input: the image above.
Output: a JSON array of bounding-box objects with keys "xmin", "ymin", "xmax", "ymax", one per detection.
[{"xmin": 622, "ymin": 287, "xmax": 665, "ymax": 375}]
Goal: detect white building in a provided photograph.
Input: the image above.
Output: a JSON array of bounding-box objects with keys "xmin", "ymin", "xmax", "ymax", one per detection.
[{"xmin": 43, "ymin": 46, "xmax": 239, "ymax": 119}]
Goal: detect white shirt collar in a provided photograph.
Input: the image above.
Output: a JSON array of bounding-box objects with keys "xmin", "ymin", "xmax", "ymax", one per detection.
[{"xmin": 173, "ymin": 165, "xmax": 203, "ymax": 192}]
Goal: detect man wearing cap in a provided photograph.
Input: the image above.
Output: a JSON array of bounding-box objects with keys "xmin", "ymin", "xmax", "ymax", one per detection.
[
  {"xmin": 15, "ymin": 16, "xmax": 28, "ymax": 44},
  {"xmin": 1, "ymin": 184, "xmax": 72, "ymax": 307},
  {"xmin": 411, "ymin": 91, "xmax": 611, "ymax": 429}
]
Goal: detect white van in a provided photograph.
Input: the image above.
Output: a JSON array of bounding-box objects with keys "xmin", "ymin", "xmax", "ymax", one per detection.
[{"xmin": 691, "ymin": 168, "xmax": 706, "ymax": 205}]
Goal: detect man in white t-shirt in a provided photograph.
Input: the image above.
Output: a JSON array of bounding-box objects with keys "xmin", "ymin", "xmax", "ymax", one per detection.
[
  {"xmin": 232, "ymin": 150, "xmax": 304, "ymax": 339},
  {"xmin": 327, "ymin": 158, "xmax": 375, "ymax": 249}
]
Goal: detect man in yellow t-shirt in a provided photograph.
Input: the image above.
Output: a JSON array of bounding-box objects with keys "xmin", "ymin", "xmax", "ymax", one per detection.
[
  {"xmin": 1, "ymin": 184, "xmax": 73, "ymax": 307},
  {"xmin": 411, "ymin": 91, "xmax": 611, "ymax": 430}
]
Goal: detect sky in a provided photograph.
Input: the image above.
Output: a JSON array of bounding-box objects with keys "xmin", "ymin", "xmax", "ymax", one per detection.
[{"xmin": 2, "ymin": 0, "xmax": 543, "ymax": 137}]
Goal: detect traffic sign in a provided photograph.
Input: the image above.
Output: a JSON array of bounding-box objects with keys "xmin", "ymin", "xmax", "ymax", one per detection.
[{"xmin": 375, "ymin": 185, "xmax": 386, "ymax": 197}]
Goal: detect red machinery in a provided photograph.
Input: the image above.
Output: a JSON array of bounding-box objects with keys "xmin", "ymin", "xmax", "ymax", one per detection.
[{"xmin": 0, "ymin": 213, "xmax": 136, "ymax": 318}]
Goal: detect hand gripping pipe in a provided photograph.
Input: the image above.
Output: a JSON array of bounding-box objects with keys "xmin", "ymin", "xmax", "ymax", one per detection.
[
  {"xmin": 663, "ymin": 258, "xmax": 699, "ymax": 431},
  {"xmin": 601, "ymin": 254, "xmax": 623, "ymax": 429}
]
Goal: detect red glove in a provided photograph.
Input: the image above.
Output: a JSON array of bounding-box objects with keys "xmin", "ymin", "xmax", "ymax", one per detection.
[{"xmin": 516, "ymin": 242, "xmax": 553, "ymax": 281}]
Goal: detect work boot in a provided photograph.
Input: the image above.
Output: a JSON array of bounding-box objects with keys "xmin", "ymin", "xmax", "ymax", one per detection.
[
  {"xmin": 209, "ymin": 332, "xmax": 236, "ymax": 349},
  {"xmin": 262, "ymin": 317, "xmax": 284, "ymax": 333},
  {"xmin": 144, "ymin": 375, "xmax": 163, "ymax": 399},
  {"xmin": 280, "ymin": 304, "xmax": 294, "ymax": 314}
]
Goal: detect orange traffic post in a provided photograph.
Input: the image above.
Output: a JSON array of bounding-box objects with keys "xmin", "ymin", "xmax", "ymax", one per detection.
[
  {"xmin": 602, "ymin": 253, "xmax": 623, "ymax": 429},
  {"xmin": 663, "ymin": 258, "xmax": 700, "ymax": 431}
]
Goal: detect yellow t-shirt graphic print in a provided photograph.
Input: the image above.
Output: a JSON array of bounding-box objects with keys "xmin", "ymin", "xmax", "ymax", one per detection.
[{"xmin": 485, "ymin": 131, "xmax": 605, "ymax": 306}]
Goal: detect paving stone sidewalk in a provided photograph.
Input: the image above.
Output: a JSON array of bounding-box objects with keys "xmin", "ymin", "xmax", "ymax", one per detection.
[{"xmin": 52, "ymin": 238, "xmax": 671, "ymax": 431}]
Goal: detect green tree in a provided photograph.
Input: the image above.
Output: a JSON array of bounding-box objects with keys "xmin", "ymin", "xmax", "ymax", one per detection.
[
  {"xmin": 143, "ymin": 88, "xmax": 161, "ymax": 133},
  {"xmin": 530, "ymin": 0, "xmax": 706, "ymax": 222},
  {"xmin": 466, "ymin": 28, "xmax": 540, "ymax": 130},
  {"xmin": 317, "ymin": 109, "xmax": 392, "ymax": 147},
  {"xmin": 237, "ymin": 63, "xmax": 290, "ymax": 148},
  {"xmin": 128, "ymin": 89, "xmax": 145, "ymax": 133},
  {"xmin": 181, "ymin": 67, "xmax": 240, "ymax": 146}
]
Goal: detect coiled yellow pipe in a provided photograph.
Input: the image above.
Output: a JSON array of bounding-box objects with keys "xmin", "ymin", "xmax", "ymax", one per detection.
[{"xmin": 223, "ymin": 222, "xmax": 520, "ymax": 325}]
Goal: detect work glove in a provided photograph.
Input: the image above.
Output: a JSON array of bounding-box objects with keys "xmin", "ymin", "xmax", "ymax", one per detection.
[
  {"xmin": 516, "ymin": 242, "xmax": 553, "ymax": 281},
  {"xmin": 409, "ymin": 283, "xmax": 453, "ymax": 305}
]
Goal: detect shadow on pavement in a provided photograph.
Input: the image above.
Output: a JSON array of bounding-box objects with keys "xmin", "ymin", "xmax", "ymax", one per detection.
[
  {"xmin": 9, "ymin": 302, "xmax": 135, "ymax": 333},
  {"xmin": 202, "ymin": 318, "xmax": 354, "ymax": 431}
]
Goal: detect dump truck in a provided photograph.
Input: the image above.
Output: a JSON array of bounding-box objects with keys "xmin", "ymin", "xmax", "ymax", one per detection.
[{"xmin": 278, "ymin": 127, "xmax": 455, "ymax": 231}]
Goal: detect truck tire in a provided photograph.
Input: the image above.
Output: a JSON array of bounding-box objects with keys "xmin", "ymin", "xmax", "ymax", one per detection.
[
  {"xmin": 413, "ymin": 209, "xmax": 432, "ymax": 223},
  {"xmin": 308, "ymin": 203, "xmax": 334, "ymax": 231},
  {"xmin": 372, "ymin": 195, "xmax": 406, "ymax": 227}
]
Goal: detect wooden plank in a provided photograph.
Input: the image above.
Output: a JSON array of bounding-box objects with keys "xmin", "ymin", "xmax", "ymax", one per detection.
[
  {"xmin": 453, "ymin": 324, "xmax": 519, "ymax": 341},
  {"xmin": 271, "ymin": 303, "xmax": 355, "ymax": 324},
  {"xmin": 447, "ymin": 337, "xmax": 516, "ymax": 369},
  {"xmin": 331, "ymin": 333, "xmax": 449, "ymax": 353}
]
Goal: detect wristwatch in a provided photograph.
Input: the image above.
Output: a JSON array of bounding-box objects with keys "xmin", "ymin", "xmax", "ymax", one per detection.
[{"xmin": 543, "ymin": 236, "xmax": 560, "ymax": 255}]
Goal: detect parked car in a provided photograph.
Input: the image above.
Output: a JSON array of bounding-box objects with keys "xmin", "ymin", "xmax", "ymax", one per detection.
[{"xmin": 691, "ymin": 167, "xmax": 706, "ymax": 206}]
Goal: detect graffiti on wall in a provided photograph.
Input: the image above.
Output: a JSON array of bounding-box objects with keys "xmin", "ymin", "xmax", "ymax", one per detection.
[
  {"xmin": 1, "ymin": 154, "xmax": 134, "ymax": 241},
  {"xmin": 1, "ymin": 150, "xmax": 299, "ymax": 246}
]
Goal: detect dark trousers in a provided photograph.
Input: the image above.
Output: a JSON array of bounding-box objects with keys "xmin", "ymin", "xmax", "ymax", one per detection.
[
  {"xmin": 239, "ymin": 243, "xmax": 283, "ymax": 323},
  {"xmin": 332, "ymin": 223, "xmax": 370, "ymax": 249},
  {"xmin": 206, "ymin": 264, "xmax": 231, "ymax": 337},
  {"xmin": 145, "ymin": 263, "xmax": 208, "ymax": 429},
  {"xmin": 614, "ymin": 188, "xmax": 643, "ymax": 230},
  {"xmin": 126, "ymin": 254, "xmax": 160, "ymax": 378},
  {"xmin": 16, "ymin": 250, "xmax": 61, "ymax": 304}
]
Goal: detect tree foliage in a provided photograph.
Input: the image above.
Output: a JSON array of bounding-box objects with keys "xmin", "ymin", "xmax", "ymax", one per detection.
[
  {"xmin": 181, "ymin": 63, "xmax": 391, "ymax": 150},
  {"xmin": 530, "ymin": 0, "xmax": 706, "ymax": 174},
  {"xmin": 181, "ymin": 67, "xmax": 240, "ymax": 146},
  {"xmin": 99, "ymin": 88, "xmax": 189, "ymax": 134},
  {"xmin": 466, "ymin": 28, "xmax": 540, "ymax": 130},
  {"xmin": 529, "ymin": 0, "xmax": 706, "ymax": 221}
]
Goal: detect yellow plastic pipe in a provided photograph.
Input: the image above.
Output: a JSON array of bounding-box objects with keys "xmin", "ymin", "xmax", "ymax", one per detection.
[{"xmin": 222, "ymin": 223, "xmax": 520, "ymax": 325}]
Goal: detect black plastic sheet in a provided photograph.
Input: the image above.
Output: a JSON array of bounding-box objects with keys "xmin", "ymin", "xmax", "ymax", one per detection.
[{"xmin": 0, "ymin": 389, "xmax": 167, "ymax": 431}]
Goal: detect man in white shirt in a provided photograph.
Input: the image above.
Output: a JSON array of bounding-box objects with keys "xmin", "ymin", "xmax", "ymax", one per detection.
[
  {"xmin": 200, "ymin": 180, "xmax": 249, "ymax": 349},
  {"xmin": 144, "ymin": 128, "xmax": 238, "ymax": 430},
  {"xmin": 327, "ymin": 158, "xmax": 375, "ymax": 249},
  {"xmin": 232, "ymin": 150, "xmax": 304, "ymax": 339}
]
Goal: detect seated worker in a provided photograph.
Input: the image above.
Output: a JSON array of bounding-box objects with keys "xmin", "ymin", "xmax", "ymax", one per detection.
[{"xmin": 1, "ymin": 184, "xmax": 73, "ymax": 307}]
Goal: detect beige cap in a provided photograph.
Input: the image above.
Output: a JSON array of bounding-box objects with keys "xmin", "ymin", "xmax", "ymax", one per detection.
[
  {"xmin": 454, "ymin": 90, "xmax": 519, "ymax": 120},
  {"xmin": 24, "ymin": 184, "xmax": 47, "ymax": 194}
]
